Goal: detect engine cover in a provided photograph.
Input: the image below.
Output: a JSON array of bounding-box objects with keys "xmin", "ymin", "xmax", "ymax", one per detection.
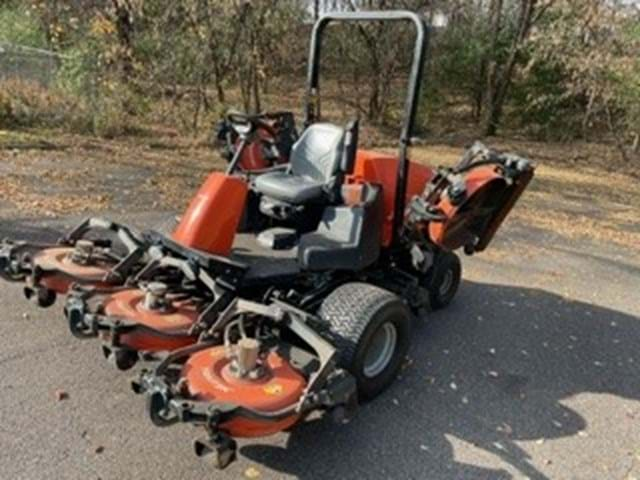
[
  {"xmin": 103, "ymin": 289, "xmax": 198, "ymax": 351},
  {"xmin": 184, "ymin": 346, "xmax": 306, "ymax": 437}
]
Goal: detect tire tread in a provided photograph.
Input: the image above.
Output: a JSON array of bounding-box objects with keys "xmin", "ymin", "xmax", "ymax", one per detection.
[{"xmin": 319, "ymin": 282, "xmax": 403, "ymax": 369}]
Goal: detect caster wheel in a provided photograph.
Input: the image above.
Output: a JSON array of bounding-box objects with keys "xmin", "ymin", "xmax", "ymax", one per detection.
[
  {"xmin": 146, "ymin": 390, "xmax": 176, "ymax": 427},
  {"xmin": 104, "ymin": 346, "xmax": 138, "ymax": 371},
  {"xmin": 24, "ymin": 287, "xmax": 57, "ymax": 308},
  {"xmin": 65, "ymin": 306, "xmax": 95, "ymax": 339},
  {"xmin": 426, "ymin": 251, "xmax": 461, "ymax": 310},
  {"xmin": 194, "ymin": 436, "xmax": 237, "ymax": 469}
]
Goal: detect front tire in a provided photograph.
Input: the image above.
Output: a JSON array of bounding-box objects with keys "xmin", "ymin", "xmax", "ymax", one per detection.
[{"xmin": 319, "ymin": 283, "xmax": 411, "ymax": 400}]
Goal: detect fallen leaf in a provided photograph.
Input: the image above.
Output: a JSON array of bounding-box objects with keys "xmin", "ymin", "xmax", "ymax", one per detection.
[
  {"xmin": 245, "ymin": 466, "xmax": 261, "ymax": 479},
  {"xmin": 55, "ymin": 389, "xmax": 69, "ymax": 401},
  {"xmin": 496, "ymin": 422, "xmax": 513, "ymax": 435}
]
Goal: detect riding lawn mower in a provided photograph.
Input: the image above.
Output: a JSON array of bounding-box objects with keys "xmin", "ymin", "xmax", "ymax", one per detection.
[{"xmin": 0, "ymin": 11, "xmax": 534, "ymax": 469}]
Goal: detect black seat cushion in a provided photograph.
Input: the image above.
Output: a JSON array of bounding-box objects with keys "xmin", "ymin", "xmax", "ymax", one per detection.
[
  {"xmin": 254, "ymin": 171, "xmax": 325, "ymax": 204},
  {"xmin": 298, "ymin": 184, "xmax": 383, "ymax": 272},
  {"xmin": 253, "ymin": 123, "xmax": 346, "ymax": 205}
]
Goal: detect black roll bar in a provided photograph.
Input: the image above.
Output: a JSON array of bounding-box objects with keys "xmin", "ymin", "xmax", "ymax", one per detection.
[{"xmin": 304, "ymin": 10, "xmax": 429, "ymax": 246}]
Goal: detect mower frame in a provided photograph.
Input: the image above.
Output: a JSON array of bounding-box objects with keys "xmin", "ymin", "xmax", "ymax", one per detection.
[{"xmin": 0, "ymin": 218, "xmax": 146, "ymax": 305}]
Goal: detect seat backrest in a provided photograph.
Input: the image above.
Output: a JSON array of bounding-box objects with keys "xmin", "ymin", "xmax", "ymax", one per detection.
[{"xmin": 289, "ymin": 123, "xmax": 345, "ymax": 182}]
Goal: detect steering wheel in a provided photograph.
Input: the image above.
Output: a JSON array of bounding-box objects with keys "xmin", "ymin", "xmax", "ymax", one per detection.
[{"xmin": 225, "ymin": 111, "xmax": 277, "ymax": 138}]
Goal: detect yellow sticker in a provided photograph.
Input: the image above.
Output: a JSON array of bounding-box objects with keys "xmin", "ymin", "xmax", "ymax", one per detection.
[{"xmin": 263, "ymin": 384, "xmax": 284, "ymax": 396}]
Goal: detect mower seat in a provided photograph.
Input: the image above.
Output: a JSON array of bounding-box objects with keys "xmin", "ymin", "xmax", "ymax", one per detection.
[
  {"xmin": 298, "ymin": 183, "xmax": 383, "ymax": 272},
  {"xmin": 254, "ymin": 121, "xmax": 358, "ymax": 208},
  {"xmin": 256, "ymin": 174, "xmax": 325, "ymax": 204}
]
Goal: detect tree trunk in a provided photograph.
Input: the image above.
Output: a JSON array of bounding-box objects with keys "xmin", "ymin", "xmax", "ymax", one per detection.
[
  {"xmin": 252, "ymin": 64, "xmax": 261, "ymax": 114},
  {"xmin": 481, "ymin": 0, "xmax": 504, "ymax": 136},
  {"xmin": 472, "ymin": 60, "xmax": 486, "ymax": 121},
  {"xmin": 605, "ymin": 101, "xmax": 630, "ymax": 163},
  {"xmin": 213, "ymin": 60, "xmax": 226, "ymax": 104},
  {"xmin": 111, "ymin": 0, "xmax": 135, "ymax": 80},
  {"xmin": 214, "ymin": 75, "xmax": 226, "ymax": 104},
  {"xmin": 582, "ymin": 90, "xmax": 597, "ymax": 141},
  {"xmin": 482, "ymin": 0, "xmax": 538, "ymax": 137}
]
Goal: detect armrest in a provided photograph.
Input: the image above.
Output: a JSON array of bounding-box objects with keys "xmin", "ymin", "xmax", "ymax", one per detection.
[{"xmin": 244, "ymin": 164, "xmax": 289, "ymax": 177}]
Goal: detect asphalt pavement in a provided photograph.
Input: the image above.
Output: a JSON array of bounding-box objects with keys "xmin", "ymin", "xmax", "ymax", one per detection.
[{"xmin": 0, "ymin": 212, "xmax": 639, "ymax": 480}]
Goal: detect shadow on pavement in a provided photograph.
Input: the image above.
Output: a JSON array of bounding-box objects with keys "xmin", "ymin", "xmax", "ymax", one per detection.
[{"xmin": 241, "ymin": 280, "xmax": 640, "ymax": 480}]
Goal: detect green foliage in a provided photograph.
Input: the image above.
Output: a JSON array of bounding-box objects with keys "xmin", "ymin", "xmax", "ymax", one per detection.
[
  {"xmin": 509, "ymin": 59, "xmax": 579, "ymax": 139},
  {"xmin": 616, "ymin": 20, "xmax": 640, "ymax": 131},
  {"xmin": 0, "ymin": 0, "xmax": 638, "ymax": 150},
  {"xmin": 524, "ymin": 0, "xmax": 640, "ymax": 146},
  {"xmin": 56, "ymin": 46, "xmax": 97, "ymax": 98},
  {"xmin": 0, "ymin": 3, "xmax": 48, "ymax": 48},
  {"xmin": 56, "ymin": 11, "xmax": 149, "ymax": 137}
]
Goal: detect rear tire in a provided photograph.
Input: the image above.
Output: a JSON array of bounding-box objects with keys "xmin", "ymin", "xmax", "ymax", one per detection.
[{"xmin": 319, "ymin": 283, "xmax": 411, "ymax": 400}]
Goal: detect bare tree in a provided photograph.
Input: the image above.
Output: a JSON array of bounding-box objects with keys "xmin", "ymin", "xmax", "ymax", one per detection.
[{"xmin": 482, "ymin": 0, "xmax": 551, "ymax": 136}]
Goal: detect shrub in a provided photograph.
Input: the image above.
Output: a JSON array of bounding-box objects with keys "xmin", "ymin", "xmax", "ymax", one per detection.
[
  {"xmin": 0, "ymin": 78, "xmax": 87, "ymax": 130},
  {"xmin": 0, "ymin": 4, "xmax": 48, "ymax": 48}
]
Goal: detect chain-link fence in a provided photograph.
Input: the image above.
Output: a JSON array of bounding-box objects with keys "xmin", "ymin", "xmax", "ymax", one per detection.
[{"xmin": 0, "ymin": 42, "xmax": 63, "ymax": 87}]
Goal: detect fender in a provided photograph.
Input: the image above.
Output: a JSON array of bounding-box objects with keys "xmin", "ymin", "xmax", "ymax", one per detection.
[{"xmin": 172, "ymin": 173, "xmax": 248, "ymax": 256}]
